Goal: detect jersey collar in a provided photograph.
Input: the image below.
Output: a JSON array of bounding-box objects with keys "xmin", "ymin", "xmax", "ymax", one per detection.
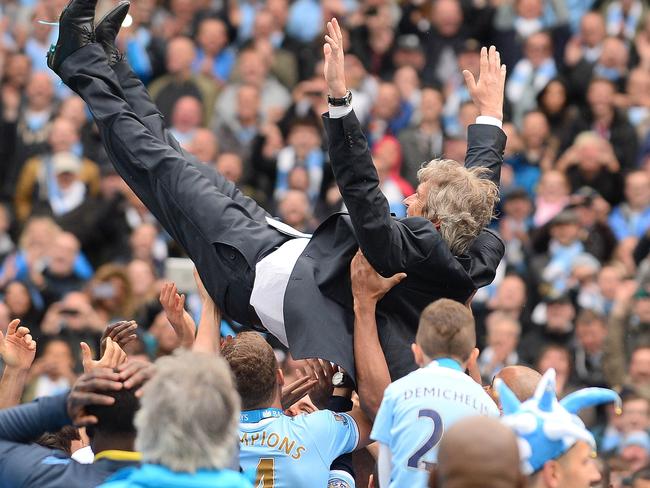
[
  {"xmin": 427, "ymin": 357, "xmax": 463, "ymax": 372},
  {"xmin": 240, "ymin": 408, "xmax": 284, "ymax": 423},
  {"xmin": 94, "ymin": 450, "xmax": 142, "ymax": 463}
]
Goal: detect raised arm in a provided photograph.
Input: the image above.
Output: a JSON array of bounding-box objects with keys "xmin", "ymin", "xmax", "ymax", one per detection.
[
  {"xmin": 0, "ymin": 320, "xmax": 36, "ymax": 409},
  {"xmin": 323, "ymin": 19, "xmax": 424, "ymax": 274},
  {"xmin": 351, "ymin": 251, "xmax": 406, "ymax": 420},
  {"xmin": 462, "ymin": 46, "xmax": 508, "ymax": 186}
]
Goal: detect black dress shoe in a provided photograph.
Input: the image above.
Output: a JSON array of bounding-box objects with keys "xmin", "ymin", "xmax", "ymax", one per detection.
[
  {"xmin": 96, "ymin": 1, "xmax": 130, "ymax": 66},
  {"xmin": 46, "ymin": 0, "xmax": 98, "ymax": 72}
]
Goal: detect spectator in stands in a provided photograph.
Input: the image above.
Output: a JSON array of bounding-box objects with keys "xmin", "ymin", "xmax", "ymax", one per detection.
[
  {"xmin": 519, "ymin": 293, "xmax": 575, "ymax": 366},
  {"xmin": 24, "ymin": 337, "xmax": 76, "ymax": 400},
  {"xmin": 274, "ymin": 118, "xmax": 325, "ymax": 204},
  {"xmin": 277, "ymin": 190, "xmax": 315, "ymax": 234},
  {"xmin": 15, "ymin": 117, "xmax": 101, "ymax": 222},
  {"xmin": 609, "ymin": 171, "xmax": 650, "ymax": 241},
  {"xmin": 215, "ymin": 47, "xmax": 291, "ymax": 126},
  {"xmin": 478, "ymin": 312, "xmax": 521, "ymax": 383},
  {"xmin": 506, "ymin": 32, "xmax": 558, "ymax": 126},
  {"xmin": 367, "ymin": 82, "xmax": 412, "ymax": 145},
  {"xmin": 168, "ymin": 95, "xmax": 203, "ymax": 148},
  {"xmin": 187, "ymin": 128, "xmax": 219, "ymax": 164},
  {"xmin": 573, "ymin": 309, "xmax": 608, "ymax": 387},
  {"xmin": 536, "ymin": 78, "xmax": 578, "ymax": 144},
  {"xmin": 602, "ymin": 390, "xmax": 650, "ymax": 452},
  {"xmin": 0, "ymin": 72, "xmax": 56, "ymax": 201},
  {"xmin": 398, "ymin": 86, "xmax": 445, "ymax": 188},
  {"xmin": 571, "ymin": 78, "xmax": 639, "ymax": 169},
  {"xmin": 214, "ymin": 84, "xmax": 262, "ymax": 170},
  {"xmin": 370, "ymin": 135, "xmax": 411, "ymax": 218},
  {"xmin": 148, "ymin": 36, "xmax": 217, "ymax": 124},
  {"xmin": 499, "ymin": 189, "xmax": 533, "ymax": 272},
  {"xmin": 32, "ymin": 232, "xmax": 88, "ymax": 307},
  {"xmin": 510, "ymin": 110, "xmax": 553, "ymax": 196},
  {"xmin": 249, "ymin": 9, "xmax": 298, "ymax": 90},
  {"xmin": 533, "ymin": 171, "xmax": 570, "ymax": 227},
  {"xmin": 422, "ymin": 0, "xmax": 468, "ymax": 86},
  {"xmin": 192, "ymin": 17, "xmax": 235, "ymax": 85}
]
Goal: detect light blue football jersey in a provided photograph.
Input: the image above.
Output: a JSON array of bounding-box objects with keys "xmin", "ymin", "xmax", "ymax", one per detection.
[
  {"xmin": 239, "ymin": 408, "xmax": 359, "ymax": 488},
  {"xmin": 371, "ymin": 359, "xmax": 499, "ymax": 488}
]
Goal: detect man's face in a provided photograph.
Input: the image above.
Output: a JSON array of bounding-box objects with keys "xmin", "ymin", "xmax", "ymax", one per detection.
[
  {"xmin": 621, "ymin": 399, "xmax": 650, "ymax": 433},
  {"xmin": 625, "ymin": 172, "xmax": 650, "ymax": 209},
  {"xmin": 546, "ymin": 302, "xmax": 575, "ymax": 331},
  {"xmin": 587, "ymin": 81, "xmax": 615, "ymax": 118},
  {"xmin": 550, "ymin": 223, "xmax": 580, "ymax": 246},
  {"xmin": 552, "ymin": 441, "xmax": 601, "ymax": 488},
  {"xmin": 404, "ymin": 182, "xmax": 429, "ymax": 218},
  {"xmin": 575, "ymin": 322, "xmax": 606, "ymax": 355},
  {"xmin": 630, "ymin": 349, "xmax": 650, "ymax": 385}
]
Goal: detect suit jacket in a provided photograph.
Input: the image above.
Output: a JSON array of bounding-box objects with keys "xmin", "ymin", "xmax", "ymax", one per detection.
[{"xmin": 284, "ymin": 111, "xmax": 506, "ymax": 381}]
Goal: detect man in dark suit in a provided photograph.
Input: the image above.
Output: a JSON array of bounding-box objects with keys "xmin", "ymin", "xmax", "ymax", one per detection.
[{"xmin": 47, "ymin": 0, "xmax": 507, "ymax": 380}]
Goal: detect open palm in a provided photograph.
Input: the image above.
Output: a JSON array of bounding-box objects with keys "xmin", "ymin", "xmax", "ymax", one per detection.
[{"xmin": 0, "ymin": 319, "xmax": 36, "ymax": 370}]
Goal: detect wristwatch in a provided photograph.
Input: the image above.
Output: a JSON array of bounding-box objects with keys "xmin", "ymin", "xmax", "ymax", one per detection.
[
  {"xmin": 327, "ymin": 90, "xmax": 353, "ymax": 107},
  {"xmin": 332, "ymin": 371, "xmax": 355, "ymax": 388}
]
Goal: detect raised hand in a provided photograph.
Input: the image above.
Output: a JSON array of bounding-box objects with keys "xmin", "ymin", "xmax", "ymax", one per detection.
[
  {"xmin": 323, "ymin": 18, "xmax": 347, "ymax": 98},
  {"xmin": 81, "ymin": 337, "xmax": 127, "ymax": 373},
  {"xmin": 351, "ymin": 251, "xmax": 407, "ymax": 306},
  {"xmin": 117, "ymin": 359, "xmax": 156, "ymax": 398},
  {"xmin": 0, "ymin": 319, "xmax": 36, "ymax": 371},
  {"xmin": 462, "ymin": 45, "xmax": 507, "ymax": 121},
  {"xmin": 300, "ymin": 358, "xmax": 337, "ymax": 410},
  {"xmin": 100, "ymin": 320, "xmax": 138, "ymax": 357},
  {"xmin": 281, "ymin": 374, "xmax": 318, "ymax": 410},
  {"xmin": 160, "ymin": 282, "xmax": 196, "ymax": 348}
]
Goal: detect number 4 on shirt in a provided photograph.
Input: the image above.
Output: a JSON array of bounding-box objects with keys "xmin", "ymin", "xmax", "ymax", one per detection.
[
  {"xmin": 407, "ymin": 409, "xmax": 443, "ymax": 471},
  {"xmin": 255, "ymin": 458, "xmax": 275, "ymax": 487}
]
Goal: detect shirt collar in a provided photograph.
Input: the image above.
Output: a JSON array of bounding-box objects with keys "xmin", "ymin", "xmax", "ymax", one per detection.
[{"xmin": 94, "ymin": 450, "xmax": 142, "ymax": 463}]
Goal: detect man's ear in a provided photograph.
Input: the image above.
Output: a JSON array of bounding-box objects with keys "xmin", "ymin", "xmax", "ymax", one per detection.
[
  {"xmin": 411, "ymin": 343, "xmax": 425, "ymax": 367},
  {"xmin": 277, "ymin": 368, "xmax": 285, "ymax": 388},
  {"xmin": 541, "ymin": 460, "xmax": 559, "ymax": 488}
]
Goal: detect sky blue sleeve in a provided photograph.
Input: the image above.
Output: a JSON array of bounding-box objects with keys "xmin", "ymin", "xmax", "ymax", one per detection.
[
  {"xmin": 306, "ymin": 410, "xmax": 359, "ymax": 463},
  {"xmin": 370, "ymin": 386, "xmax": 395, "ymax": 445}
]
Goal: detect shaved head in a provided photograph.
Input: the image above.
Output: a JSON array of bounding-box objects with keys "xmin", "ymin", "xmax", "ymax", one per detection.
[
  {"xmin": 493, "ymin": 366, "xmax": 542, "ymax": 404},
  {"xmin": 431, "ymin": 416, "xmax": 524, "ymax": 488}
]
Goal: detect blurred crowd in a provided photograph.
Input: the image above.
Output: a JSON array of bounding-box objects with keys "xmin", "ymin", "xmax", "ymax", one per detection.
[{"xmin": 3, "ymin": 0, "xmax": 650, "ymax": 486}]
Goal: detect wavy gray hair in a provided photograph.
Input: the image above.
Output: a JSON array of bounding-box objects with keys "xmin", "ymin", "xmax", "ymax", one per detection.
[
  {"xmin": 417, "ymin": 159, "xmax": 499, "ymax": 255},
  {"xmin": 134, "ymin": 350, "xmax": 240, "ymax": 473}
]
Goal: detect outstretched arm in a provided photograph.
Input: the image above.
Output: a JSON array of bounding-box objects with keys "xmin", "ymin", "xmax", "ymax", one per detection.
[
  {"xmin": 351, "ymin": 251, "xmax": 407, "ymax": 419},
  {"xmin": 0, "ymin": 320, "xmax": 36, "ymax": 408},
  {"xmin": 462, "ymin": 46, "xmax": 508, "ymax": 186},
  {"xmin": 323, "ymin": 19, "xmax": 424, "ymax": 274}
]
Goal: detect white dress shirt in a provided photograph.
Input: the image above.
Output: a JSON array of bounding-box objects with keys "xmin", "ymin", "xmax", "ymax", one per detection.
[{"xmin": 249, "ymin": 106, "xmax": 502, "ymax": 346}]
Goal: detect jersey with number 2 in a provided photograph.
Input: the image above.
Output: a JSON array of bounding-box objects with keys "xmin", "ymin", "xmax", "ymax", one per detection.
[
  {"xmin": 239, "ymin": 410, "xmax": 359, "ymax": 488},
  {"xmin": 371, "ymin": 360, "xmax": 499, "ymax": 488}
]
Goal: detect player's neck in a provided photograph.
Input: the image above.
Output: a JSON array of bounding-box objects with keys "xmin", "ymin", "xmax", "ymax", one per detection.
[{"xmin": 422, "ymin": 356, "xmax": 465, "ymax": 370}]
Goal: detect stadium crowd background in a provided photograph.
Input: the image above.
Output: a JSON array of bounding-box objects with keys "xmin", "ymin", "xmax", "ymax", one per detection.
[{"xmin": 3, "ymin": 0, "xmax": 650, "ymax": 486}]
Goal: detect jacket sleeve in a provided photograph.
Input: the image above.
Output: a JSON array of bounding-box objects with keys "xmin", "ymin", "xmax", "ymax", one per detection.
[
  {"xmin": 323, "ymin": 110, "xmax": 430, "ymax": 275},
  {"xmin": 464, "ymin": 124, "xmax": 507, "ymax": 186},
  {"xmin": 0, "ymin": 393, "xmax": 73, "ymax": 486},
  {"xmin": 0, "ymin": 393, "xmax": 71, "ymax": 442}
]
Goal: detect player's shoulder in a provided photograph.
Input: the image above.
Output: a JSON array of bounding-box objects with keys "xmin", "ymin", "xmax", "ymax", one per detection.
[{"xmin": 294, "ymin": 410, "xmax": 354, "ymax": 429}]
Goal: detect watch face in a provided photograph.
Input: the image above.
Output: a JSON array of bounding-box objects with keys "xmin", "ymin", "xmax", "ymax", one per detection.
[{"xmin": 332, "ymin": 371, "xmax": 344, "ymax": 386}]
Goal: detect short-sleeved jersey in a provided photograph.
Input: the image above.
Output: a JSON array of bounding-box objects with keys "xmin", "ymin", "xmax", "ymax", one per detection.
[
  {"xmin": 371, "ymin": 359, "xmax": 500, "ymax": 488},
  {"xmin": 239, "ymin": 409, "xmax": 359, "ymax": 488}
]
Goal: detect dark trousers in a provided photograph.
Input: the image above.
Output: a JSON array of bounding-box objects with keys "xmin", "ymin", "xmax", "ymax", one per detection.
[{"xmin": 58, "ymin": 44, "xmax": 289, "ymax": 324}]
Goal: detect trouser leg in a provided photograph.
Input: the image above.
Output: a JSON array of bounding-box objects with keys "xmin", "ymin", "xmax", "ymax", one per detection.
[
  {"xmin": 111, "ymin": 60, "xmax": 269, "ymax": 223},
  {"xmin": 57, "ymin": 44, "xmax": 286, "ymax": 323}
]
